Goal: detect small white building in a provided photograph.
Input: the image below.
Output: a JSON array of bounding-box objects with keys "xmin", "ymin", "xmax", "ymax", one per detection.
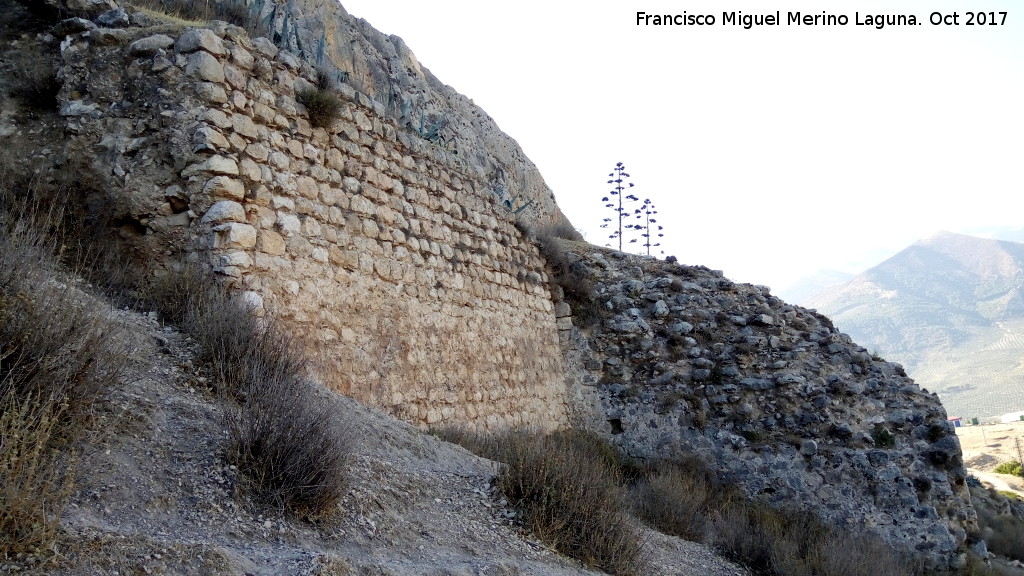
[{"xmin": 1000, "ymin": 410, "xmax": 1024, "ymax": 423}]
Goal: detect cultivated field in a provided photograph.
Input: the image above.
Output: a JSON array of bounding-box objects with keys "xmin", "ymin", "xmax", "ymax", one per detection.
[{"xmin": 956, "ymin": 420, "xmax": 1024, "ymax": 496}]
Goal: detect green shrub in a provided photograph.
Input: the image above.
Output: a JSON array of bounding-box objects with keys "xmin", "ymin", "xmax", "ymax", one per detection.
[
  {"xmin": 994, "ymin": 461, "xmax": 1023, "ymax": 477},
  {"xmin": 872, "ymin": 424, "xmax": 896, "ymax": 449},
  {"xmin": 439, "ymin": 428, "xmax": 645, "ymax": 575},
  {"xmin": 297, "ymin": 87, "xmax": 343, "ymax": 130}
]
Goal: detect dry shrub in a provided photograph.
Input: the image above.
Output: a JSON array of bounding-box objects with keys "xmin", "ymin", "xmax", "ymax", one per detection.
[
  {"xmin": 972, "ymin": 484, "xmax": 1024, "ymax": 562},
  {"xmin": 297, "ymin": 86, "xmax": 343, "ymax": 130},
  {"xmin": 631, "ymin": 457, "xmax": 920, "ymax": 576},
  {"xmin": 127, "ymin": 0, "xmax": 256, "ymax": 29},
  {"xmin": 0, "ymin": 196, "xmax": 124, "ymax": 558},
  {"xmin": 0, "ymin": 206, "xmax": 124, "ymax": 424},
  {"xmin": 148, "ymin": 268, "xmax": 350, "ymax": 517},
  {"xmin": 6, "ymin": 48, "xmax": 60, "ymax": 110},
  {"xmin": 0, "ymin": 395, "xmax": 75, "ymax": 558},
  {"xmin": 534, "ymin": 226, "xmax": 600, "ymax": 328},
  {"xmin": 439, "ymin": 428, "xmax": 645, "ymax": 576},
  {"xmin": 630, "ymin": 460, "xmax": 722, "ymax": 542}
]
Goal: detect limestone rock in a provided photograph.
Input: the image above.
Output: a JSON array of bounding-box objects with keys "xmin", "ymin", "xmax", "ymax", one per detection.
[
  {"xmin": 128, "ymin": 34, "xmax": 174, "ymax": 57},
  {"xmin": 95, "ymin": 7, "xmax": 128, "ymax": 27},
  {"xmin": 175, "ymin": 28, "xmax": 227, "ymax": 56},
  {"xmin": 201, "ymin": 201, "xmax": 245, "ymax": 224}
]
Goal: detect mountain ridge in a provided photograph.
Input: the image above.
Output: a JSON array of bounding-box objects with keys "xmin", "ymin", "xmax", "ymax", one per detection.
[{"xmin": 807, "ymin": 231, "xmax": 1024, "ymax": 418}]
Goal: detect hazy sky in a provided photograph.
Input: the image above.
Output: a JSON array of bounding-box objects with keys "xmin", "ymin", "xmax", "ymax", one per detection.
[{"xmin": 338, "ymin": 0, "xmax": 1024, "ymax": 297}]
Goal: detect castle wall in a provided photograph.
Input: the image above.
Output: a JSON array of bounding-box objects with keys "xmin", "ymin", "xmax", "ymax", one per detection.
[{"xmin": 57, "ymin": 22, "xmax": 568, "ymax": 430}]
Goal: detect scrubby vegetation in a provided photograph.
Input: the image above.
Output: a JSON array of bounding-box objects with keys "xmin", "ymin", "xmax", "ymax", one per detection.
[
  {"xmin": 127, "ymin": 0, "xmax": 256, "ymax": 29},
  {"xmin": 437, "ymin": 428, "xmax": 645, "ymax": 576},
  {"xmin": 440, "ymin": 427, "xmax": 940, "ymax": 576},
  {"xmin": 994, "ymin": 461, "xmax": 1023, "ymax": 477},
  {"xmin": 146, "ymin": 268, "xmax": 351, "ymax": 518},
  {"xmin": 296, "ymin": 85, "xmax": 343, "ymax": 130},
  {"xmin": 631, "ymin": 458, "xmax": 922, "ymax": 576},
  {"xmin": 532, "ymin": 221, "xmax": 602, "ymax": 329},
  {"xmin": 971, "ymin": 484, "xmax": 1024, "ymax": 563},
  {"xmin": 0, "ymin": 194, "xmax": 126, "ymax": 558}
]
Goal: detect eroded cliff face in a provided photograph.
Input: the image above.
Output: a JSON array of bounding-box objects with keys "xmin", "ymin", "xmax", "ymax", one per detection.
[{"xmin": 552, "ymin": 241, "xmax": 978, "ymax": 569}]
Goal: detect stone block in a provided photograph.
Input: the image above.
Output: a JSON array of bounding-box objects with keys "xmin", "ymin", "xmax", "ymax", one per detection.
[
  {"xmin": 194, "ymin": 81, "xmax": 227, "ymax": 104},
  {"xmin": 175, "ymin": 29, "xmax": 227, "ymax": 55},
  {"xmin": 201, "ymin": 200, "xmax": 245, "ymax": 223},
  {"xmin": 213, "ymin": 222, "xmax": 257, "ymax": 249},
  {"xmin": 276, "ymin": 212, "xmax": 301, "ymax": 236},
  {"xmin": 185, "ymin": 51, "xmax": 225, "ymax": 83},
  {"xmin": 193, "ymin": 126, "xmax": 229, "ymax": 152},
  {"xmin": 238, "ymin": 157, "xmax": 262, "ymax": 183},
  {"xmin": 128, "ymin": 34, "xmax": 174, "ymax": 57},
  {"xmin": 231, "ymin": 46, "xmax": 254, "ymax": 70},
  {"xmin": 181, "ymin": 155, "xmax": 238, "ymax": 177},
  {"xmin": 296, "ymin": 176, "xmax": 319, "ymax": 199},
  {"xmin": 202, "ymin": 176, "xmax": 245, "ymax": 200},
  {"xmin": 231, "ymin": 113, "xmax": 259, "ymax": 139}
]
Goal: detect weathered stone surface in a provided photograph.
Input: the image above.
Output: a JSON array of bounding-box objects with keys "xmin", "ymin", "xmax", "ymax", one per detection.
[
  {"xmin": 202, "ymin": 176, "xmax": 245, "ymax": 201},
  {"xmin": 52, "ymin": 17, "xmax": 96, "ymax": 36},
  {"xmin": 213, "ymin": 222, "xmax": 257, "ymax": 249},
  {"xmin": 185, "ymin": 51, "xmax": 225, "ymax": 83},
  {"xmin": 174, "ymin": 28, "xmax": 227, "ymax": 56},
  {"xmin": 181, "ymin": 155, "xmax": 238, "ymax": 177},
  {"xmin": 201, "ymin": 201, "xmax": 245, "ymax": 223},
  {"xmin": 559, "ymin": 244, "xmax": 974, "ymax": 570},
  {"xmin": 95, "ymin": 7, "xmax": 128, "ymax": 27},
  {"xmin": 127, "ymin": 34, "xmax": 174, "ymax": 57},
  {"xmin": 59, "ymin": 100, "xmax": 100, "ymax": 117},
  {"xmin": 87, "ymin": 27, "xmax": 130, "ymax": 45},
  {"xmin": 193, "ymin": 126, "xmax": 229, "ymax": 152}
]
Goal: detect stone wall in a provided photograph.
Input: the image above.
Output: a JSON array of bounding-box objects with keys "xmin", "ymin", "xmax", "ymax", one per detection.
[{"xmin": 56, "ymin": 18, "xmax": 568, "ymax": 430}]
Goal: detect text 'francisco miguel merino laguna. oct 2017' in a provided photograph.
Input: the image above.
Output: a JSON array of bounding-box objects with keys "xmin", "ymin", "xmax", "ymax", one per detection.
[{"xmin": 636, "ymin": 10, "xmax": 1008, "ymax": 30}]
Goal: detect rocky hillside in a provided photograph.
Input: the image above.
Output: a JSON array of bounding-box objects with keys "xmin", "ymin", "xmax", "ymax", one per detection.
[
  {"xmin": 1, "ymin": 0, "xmax": 1008, "ymax": 573},
  {"xmin": 806, "ymin": 232, "xmax": 1024, "ymax": 418},
  {"xmin": 554, "ymin": 241, "xmax": 977, "ymax": 570}
]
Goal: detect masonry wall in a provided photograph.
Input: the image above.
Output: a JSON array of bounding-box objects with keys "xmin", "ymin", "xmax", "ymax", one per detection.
[{"xmin": 57, "ymin": 22, "xmax": 568, "ymax": 430}]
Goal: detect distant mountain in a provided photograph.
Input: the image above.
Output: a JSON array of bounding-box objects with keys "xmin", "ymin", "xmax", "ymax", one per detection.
[
  {"xmin": 806, "ymin": 232, "xmax": 1024, "ymax": 418},
  {"xmin": 776, "ymin": 269, "xmax": 854, "ymax": 305}
]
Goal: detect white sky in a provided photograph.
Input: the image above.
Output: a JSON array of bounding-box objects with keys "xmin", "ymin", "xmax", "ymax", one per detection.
[{"xmin": 337, "ymin": 0, "xmax": 1024, "ymax": 295}]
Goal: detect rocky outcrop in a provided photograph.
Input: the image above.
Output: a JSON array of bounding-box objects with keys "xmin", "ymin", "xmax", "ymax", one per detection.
[{"xmin": 555, "ymin": 242, "xmax": 978, "ymax": 569}]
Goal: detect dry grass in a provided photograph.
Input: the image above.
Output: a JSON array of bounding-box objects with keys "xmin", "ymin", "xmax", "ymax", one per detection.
[
  {"xmin": 628, "ymin": 457, "xmax": 921, "ymax": 576},
  {"xmin": 972, "ymin": 484, "xmax": 1024, "ymax": 562},
  {"xmin": 438, "ymin": 428, "xmax": 645, "ymax": 576},
  {"xmin": 0, "ymin": 194, "xmax": 125, "ymax": 558},
  {"xmin": 125, "ymin": 0, "xmax": 255, "ymax": 29},
  {"xmin": 0, "ymin": 395, "xmax": 75, "ymax": 558},
  {"xmin": 147, "ymin": 268, "xmax": 350, "ymax": 517},
  {"xmin": 127, "ymin": 3, "xmax": 210, "ymax": 28}
]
